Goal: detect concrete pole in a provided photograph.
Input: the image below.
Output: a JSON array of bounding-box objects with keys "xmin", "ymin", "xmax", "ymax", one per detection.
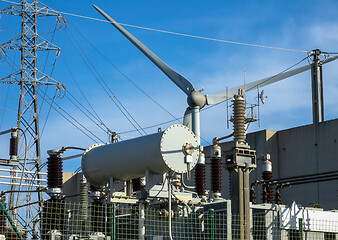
[
  {"xmin": 138, "ymin": 201, "xmax": 145, "ymax": 240},
  {"xmin": 238, "ymin": 169, "xmax": 244, "ymax": 240},
  {"xmin": 311, "ymin": 49, "xmax": 324, "ymax": 124},
  {"xmin": 243, "ymin": 168, "xmax": 251, "ymax": 240}
]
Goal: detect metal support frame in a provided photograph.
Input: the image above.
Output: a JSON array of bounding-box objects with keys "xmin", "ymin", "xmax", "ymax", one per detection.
[
  {"xmin": 311, "ymin": 49, "xmax": 324, "ymax": 124},
  {"xmin": 0, "ymin": 0, "xmax": 62, "ymax": 231}
]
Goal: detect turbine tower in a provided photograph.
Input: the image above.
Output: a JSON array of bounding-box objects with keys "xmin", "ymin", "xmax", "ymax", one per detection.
[{"xmin": 0, "ymin": 0, "xmax": 63, "ymax": 229}]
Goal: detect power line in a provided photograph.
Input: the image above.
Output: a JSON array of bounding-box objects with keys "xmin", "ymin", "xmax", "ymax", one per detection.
[
  {"xmin": 60, "ymin": 55, "xmax": 111, "ymax": 133},
  {"xmin": 1, "ymin": 0, "xmax": 309, "ymax": 53},
  {"xmin": 63, "ymin": 26, "xmax": 147, "ymax": 135},
  {"xmin": 68, "ymin": 22, "xmax": 183, "ymax": 125},
  {"xmin": 36, "ymin": 89, "xmax": 105, "ymax": 143},
  {"xmin": 55, "ymin": 8, "xmax": 308, "ymax": 53}
]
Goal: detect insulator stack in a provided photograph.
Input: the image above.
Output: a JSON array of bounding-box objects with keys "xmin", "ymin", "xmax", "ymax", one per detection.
[
  {"xmin": 195, "ymin": 153, "xmax": 206, "ymax": 196},
  {"xmin": 132, "ymin": 178, "xmax": 143, "ymax": 192},
  {"xmin": 80, "ymin": 176, "xmax": 88, "ymax": 230},
  {"xmin": 211, "ymin": 145, "xmax": 222, "ymax": 198},
  {"xmin": 262, "ymin": 185, "xmax": 268, "ymax": 203},
  {"xmin": 250, "ymin": 188, "xmax": 256, "ymax": 204},
  {"xmin": 211, "ymin": 157, "xmax": 222, "ymax": 196},
  {"xmin": 232, "ymin": 89, "xmax": 246, "ymax": 144},
  {"xmin": 47, "ymin": 154, "xmax": 63, "ymax": 189},
  {"xmin": 195, "ymin": 165, "xmax": 206, "ymax": 196},
  {"xmin": 91, "ymin": 200, "xmax": 104, "ymax": 233},
  {"xmin": 0, "ymin": 198, "xmax": 6, "ymax": 236},
  {"xmin": 262, "ymin": 159, "xmax": 273, "ymax": 203},
  {"xmin": 275, "ymin": 188, "xmax": 281, "ymax": 205},
  {"xmin": 9, "ymin": 131, "xmax": 18, "ymax": 159},
  {"xmin": 41, "ymin": 199, "xmax": 65, "ymax": 237}
]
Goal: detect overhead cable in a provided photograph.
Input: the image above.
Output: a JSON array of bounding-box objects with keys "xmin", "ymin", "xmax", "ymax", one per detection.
[
  {"xmin": 69, "ymin": 22, "xmax": 183, "ymax": 125},
  {"xmin": 36, "ymin": 89, "xmax": 105, "ymax": 143},
  {"xmin": 56, "ymin": 10, "xmax": 309, "ymax": 53},
  {"xmin": 63, "ymin": 27, "xmax": 147, "ymax": 135}
]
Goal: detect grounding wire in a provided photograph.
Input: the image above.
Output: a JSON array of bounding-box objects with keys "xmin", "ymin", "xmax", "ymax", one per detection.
[{"xmin": 63, "ymin": 26, "xmax": 146, "ymax": 136}]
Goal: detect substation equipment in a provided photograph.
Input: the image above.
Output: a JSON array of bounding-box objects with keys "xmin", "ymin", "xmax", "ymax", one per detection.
[{"xmin": 41, "ymin": 89, "xmax": 259, "ymax": 240}]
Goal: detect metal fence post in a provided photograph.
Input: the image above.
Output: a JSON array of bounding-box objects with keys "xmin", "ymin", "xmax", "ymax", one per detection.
[
  {"xmin": 298, "ymin": 218, "xmax": 303, "ymax": 240},
  {"xmin": 209, "ymin": 208, "xmax": 215, "ymax": 240}
]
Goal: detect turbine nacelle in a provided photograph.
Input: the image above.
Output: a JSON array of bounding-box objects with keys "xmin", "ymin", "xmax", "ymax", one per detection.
[{"xmin": 187, "ymin": 91, "xmax": 206, "ymax": 109}]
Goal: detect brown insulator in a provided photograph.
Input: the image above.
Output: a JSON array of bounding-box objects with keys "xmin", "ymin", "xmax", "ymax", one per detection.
[
  {"xmin": 250, "ymin": 188, "xmax": 256, "ymax": 204},
  {"xmin": 275, "ymin": 188, "xmax": 281, "ymax": 205},
  {"xmin": 262, "ymin": 172, "xmax": 273, "ymax": 203},
  {"xmin": 262, "ymin": 185, "xmax": 268, "ymax": 203},
  {"xmin": 132, "ymin": 178, "xmax": 143, "ymax": 192},
  {"xmin": 47, "ymin": 155, "xmax": 63, "ymax": 189},
  {"xmin": 9, "ymin": 132, "xmax": 18, "ymax": 157},
  {"xmin": 91, "ymin": 200, "xmax": 104, "ymax": 233},
  {"xmin": 211, "ymin": 157, "xmax": 222, "ymax": 195},
  {"xmin": 41, "ymin": 199, "xmax": 65, "ymax": 236},
  {"xmin": 195, "ymin": 163, "xmax": 206, "ymax": 196},
  {"xmin": 262, "ymin": 171, "xmax": 272, "ymax": 180}
]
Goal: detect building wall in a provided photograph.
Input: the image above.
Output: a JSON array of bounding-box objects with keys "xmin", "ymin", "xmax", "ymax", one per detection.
[
  {"xmin": 63, "ymin": 119, "xmax": 338, "ymax": 210},
  {"xmin": 192, "ymin": 118, "xmax": 338, "ymax": 210}
]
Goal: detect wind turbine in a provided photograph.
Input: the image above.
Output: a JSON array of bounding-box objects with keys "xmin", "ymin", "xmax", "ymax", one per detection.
[{"xmin": 93, "ymin": 5, "xmax": 337, "ymax": 145}]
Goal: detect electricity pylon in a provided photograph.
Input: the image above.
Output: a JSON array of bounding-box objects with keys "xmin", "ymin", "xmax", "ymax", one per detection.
[{"xmin": 0, "ymin": 0, "xmax": 64, "ymax": 231}]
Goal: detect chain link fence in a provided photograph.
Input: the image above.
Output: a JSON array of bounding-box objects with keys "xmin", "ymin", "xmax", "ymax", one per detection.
[{"xmin": 1, "ymin": 200, "xmax": 337, "ymax": 239}]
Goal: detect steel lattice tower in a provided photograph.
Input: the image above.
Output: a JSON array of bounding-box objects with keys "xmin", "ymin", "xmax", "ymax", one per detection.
[{"xmin": 0, "ymin": 0, "xmax": 63, "ymax": 231}]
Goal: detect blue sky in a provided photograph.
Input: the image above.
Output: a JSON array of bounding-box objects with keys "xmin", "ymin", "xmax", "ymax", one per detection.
[{"xmin": 0, "ymin": 0, "xmax": 338, "ymax": 173}]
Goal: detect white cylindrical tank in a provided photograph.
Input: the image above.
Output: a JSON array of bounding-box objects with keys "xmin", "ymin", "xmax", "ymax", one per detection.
[{"xmin": 81, "ymin": 125, "xmax": 199, "ymax": 187}]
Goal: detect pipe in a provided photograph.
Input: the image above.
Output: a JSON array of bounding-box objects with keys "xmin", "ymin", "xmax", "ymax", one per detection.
[
  {"xmin": 252, "ymin": 170, "xmax": 338, "ymax": 186},
  {"xmin": 212, "ymin": 132, "xmax": 234, "ymax": 145},
  {"xmin": 243, "ymin": 168, "xmax": 250, "ymax": 240},
  {"xmin": 0, "ymin": 175, "xmax": 47, "ymax": 181},
  {"xmin": 80, "ymin": 176, "xmax": 88, "ymax": 231},
  {"xmin": 209, "ymin": 208, "xmax": 215, "ymax": 240},
  {"xmin": 168, "ymin": 179, "xmax": 173, "ymax": 240},
  {"xmin": 238, "ymin": 169, "xmax": 244, "ymax": 240},
  {"xmin": 211, "ymin": 145, "xmax": 222, "ymax": 198},
  {"xmin": 111, "ymin": 203, "xmax": 116, "ymax": 240},
  {"xmin": 252, "ymin": 173, "xmax": 338, "ymax": 187},
  {"xmin": 0, "ymin": 202, "xmax": 23, "ymax": 240},
  {"xmin": 138, "ymin": 201, "xmax": 145, "ymax": 240},
  {"xmin": 0, "ymin": 168, "xmax": 47, "ymax": 175}
]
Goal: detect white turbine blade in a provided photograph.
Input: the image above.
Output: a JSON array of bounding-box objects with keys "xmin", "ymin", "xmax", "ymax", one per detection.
[
  {"xmin": 206, "ymin": 56, "xmax": 338, "ymax": 105},
  {"xmin": 93, "ymin": 5, "xmax": 194, "ymax": 95}
]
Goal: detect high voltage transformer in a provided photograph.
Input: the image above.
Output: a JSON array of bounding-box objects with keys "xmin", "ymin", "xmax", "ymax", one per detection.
[{"xmin": 0, "ymin": 1, "xmax": 337, "ymax": 240}]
